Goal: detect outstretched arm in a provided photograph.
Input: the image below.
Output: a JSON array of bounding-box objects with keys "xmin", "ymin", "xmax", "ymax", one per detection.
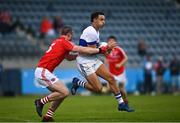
[
  {"xmin": 115, "ymin": 49, "xmax": 128, "ymax": 68},
  {"xmin": 71, "ymin": 41, "xmax": 117, "ymax": 55},
  {"xmin": 116, "ymin": 55, "xmax": 128, "ymax": 68},
  {"xmin": 72, "ymin": 45, "xmax": 100, "ymax": 54}
]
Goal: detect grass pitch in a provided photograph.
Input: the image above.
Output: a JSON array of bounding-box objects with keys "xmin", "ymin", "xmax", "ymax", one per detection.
[{"xmin": 0, "ymin": 95, "xmax": 180, "ymax": 122}]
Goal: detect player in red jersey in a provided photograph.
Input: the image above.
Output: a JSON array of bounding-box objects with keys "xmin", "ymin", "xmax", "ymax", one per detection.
[
  {"xmin": 105, "ymin": 35, "xmax": 134, "ymax": 111},
  {"xmin": 34, "ymin": 26, "xmax": 115, "ymax": 122}
]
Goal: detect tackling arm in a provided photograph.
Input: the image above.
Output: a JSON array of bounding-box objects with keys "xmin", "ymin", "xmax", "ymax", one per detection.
[{"xmin": 72, "ymin": 45, "xmax": 107, "ymax": 54}]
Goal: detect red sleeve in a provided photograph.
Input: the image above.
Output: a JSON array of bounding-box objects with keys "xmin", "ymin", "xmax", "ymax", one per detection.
[{"xmin": 62, "ymin": 40, "xmax": 75, "ymax": 51}]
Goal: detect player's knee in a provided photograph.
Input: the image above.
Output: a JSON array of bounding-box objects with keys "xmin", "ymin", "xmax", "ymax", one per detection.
[
  {"xmin": 62, "ymin": 89, "xmax": 69, "ymax": 98},
  {"xmin": 94, "ymin": 85, "xmax": 103, "ymax": 93},
  {"xmin": 57, "ymin": 89, "xmax": 69, "ymax": 98},
  {"xmin": 107, "ymin": 75, "xmax": 116, "ymax": 84}
]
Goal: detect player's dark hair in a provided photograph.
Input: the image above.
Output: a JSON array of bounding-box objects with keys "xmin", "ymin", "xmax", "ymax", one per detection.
[
  {"xmin": 61, "ymin": 26, "xmax": 72, "ymax": 35},
  {"xmin": 107, "ymin": 35, "xmax": 117, "ymax": 41},
  {"xmin": 91, "ymin": 12, "xmax": 105, "ymax": 22}
]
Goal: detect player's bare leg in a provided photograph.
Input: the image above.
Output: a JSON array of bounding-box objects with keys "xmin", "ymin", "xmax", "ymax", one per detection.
[
  {"xmin": 119, "ymin": 83, "xmax": 128, "ymax": 104},
  {"xmin": 35, "ymin": 81, "xmax": 69, "ymax": 121},
  {"xmin": 85, "ymin": 73, "xmax": 103, "ymax": 92},
  {"xmin": 71, "ymin": 73, "xmax": 103, "ymax": 95},
  {"xmin": 35, "ymin": 92, "xmax": 60, "ymax": 118},
  {"xmin": 96, "ymin": 64, "xmax": 120, "ymax": 94},
  {"xmin": 43, "ymin": 81, "xmax": 69, "ymax": 121},
  {"xmin": 71, "ymin": 65, "xmax": 119, "ymax": 94},
  {"xmin": 119, "ymin": 83, "xmax": 135, "ymax": 111},
  {"xmin": 96, "ymin": 64, "xmax": 134, "ymax": 112}
]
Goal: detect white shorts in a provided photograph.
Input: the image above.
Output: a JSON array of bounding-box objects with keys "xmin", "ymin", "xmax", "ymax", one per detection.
[
  {"xmin": 34, "ymin": 67, "xmax": 59, "ymax": 88},
  {"xmin": 114, "ymin": 71, "xmax": 127, "ymax": 84},
  {"xmin": 77, "ymin": 59, "xmax": 103, "ymax": 76}
]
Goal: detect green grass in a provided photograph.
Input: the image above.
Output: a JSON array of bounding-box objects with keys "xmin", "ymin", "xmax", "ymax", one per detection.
[{"xmin": 0, "ymin": 95, "xmax": 180, "ymax": 122}]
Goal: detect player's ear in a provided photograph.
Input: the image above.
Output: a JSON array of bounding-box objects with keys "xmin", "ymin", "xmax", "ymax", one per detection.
[
  {"xmin": 67, "ymin": 33, "xmax": 72, "ymax": 40},
  {"xmin": 93, "ymin": 17, "xmax": 98, "ymax": 23}
]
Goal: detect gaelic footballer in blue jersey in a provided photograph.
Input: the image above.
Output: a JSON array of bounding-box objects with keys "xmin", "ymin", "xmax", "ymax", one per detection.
[{"xmin": 71, "ymin": 11, "xmax": 134, "ymax": 112}]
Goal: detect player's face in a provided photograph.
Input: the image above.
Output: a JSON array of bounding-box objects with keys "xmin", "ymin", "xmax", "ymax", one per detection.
[
  {"xmin": 96, "ymin": 15, "xmax": 105, "ymax": 28},
  {"xmin": 67, "ymin": 32, "xmax": 73, "ymax": 41},
  {"xmin": 108, "ymin": 38, "xmax": 116, "ymax": 44}
]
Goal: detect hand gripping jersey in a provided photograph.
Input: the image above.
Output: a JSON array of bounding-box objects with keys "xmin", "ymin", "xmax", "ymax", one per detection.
[{"xmin": 38, "ymin": 36, "xmax": 74, "ymax": 72}]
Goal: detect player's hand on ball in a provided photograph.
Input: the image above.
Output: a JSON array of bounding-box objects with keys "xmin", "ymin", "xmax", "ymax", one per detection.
[{"xmin": 99, "ymin": 42, "xmax": 115, "ymax": 54}]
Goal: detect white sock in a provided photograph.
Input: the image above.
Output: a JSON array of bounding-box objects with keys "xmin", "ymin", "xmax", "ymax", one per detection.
[
  {"xmin": 77, "ymin": 80, "xmax": 86, "ymax": 88},
  {"xmin": 115, "ymin": 93, "xmax": 124, "ymax": 104},
  {"xmin": 40, "ymin": 96, "xmax": 50, "ymax": 105},
  {"xmin": 45, "ymin": 108, "xmax": 54, "ymax": 118}
]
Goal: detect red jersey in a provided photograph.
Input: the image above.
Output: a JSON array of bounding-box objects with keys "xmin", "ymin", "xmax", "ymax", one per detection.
[
  {"xmin": 40, "ymin": 18, "xmax": 53, "ymax": 34},
  {"xmin": 38, "ymin": 36, "xmax": 74, "ymax": 72},
  {"xmin": 106, "ymin": 46, "xmax": 126, "ymax": 75}
]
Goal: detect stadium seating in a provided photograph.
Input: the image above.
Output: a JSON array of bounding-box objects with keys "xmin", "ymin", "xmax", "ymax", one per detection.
[
  {"xmin": 0, "ymin": 0, "xmax": 180, "ymax": 67},
  {"xmin": 0, "ymin": 34, "xmax": 41, "ymax": 59}
]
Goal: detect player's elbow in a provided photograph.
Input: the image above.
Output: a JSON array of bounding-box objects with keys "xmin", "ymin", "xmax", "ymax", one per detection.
[
  {"xmin": 125, "ymin": 56, "xmax": 128, "ymax": 61},
  {"xmin": 66, "ymin": 56, "xmax": 77, "ymax": 61},
  {"xmin": 65, "ymin": 52, "xmax": 78, "ymax": 61},
  {"xmin": 123, "ymin": 57, "xmax": 128, "ymax": 64}
]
